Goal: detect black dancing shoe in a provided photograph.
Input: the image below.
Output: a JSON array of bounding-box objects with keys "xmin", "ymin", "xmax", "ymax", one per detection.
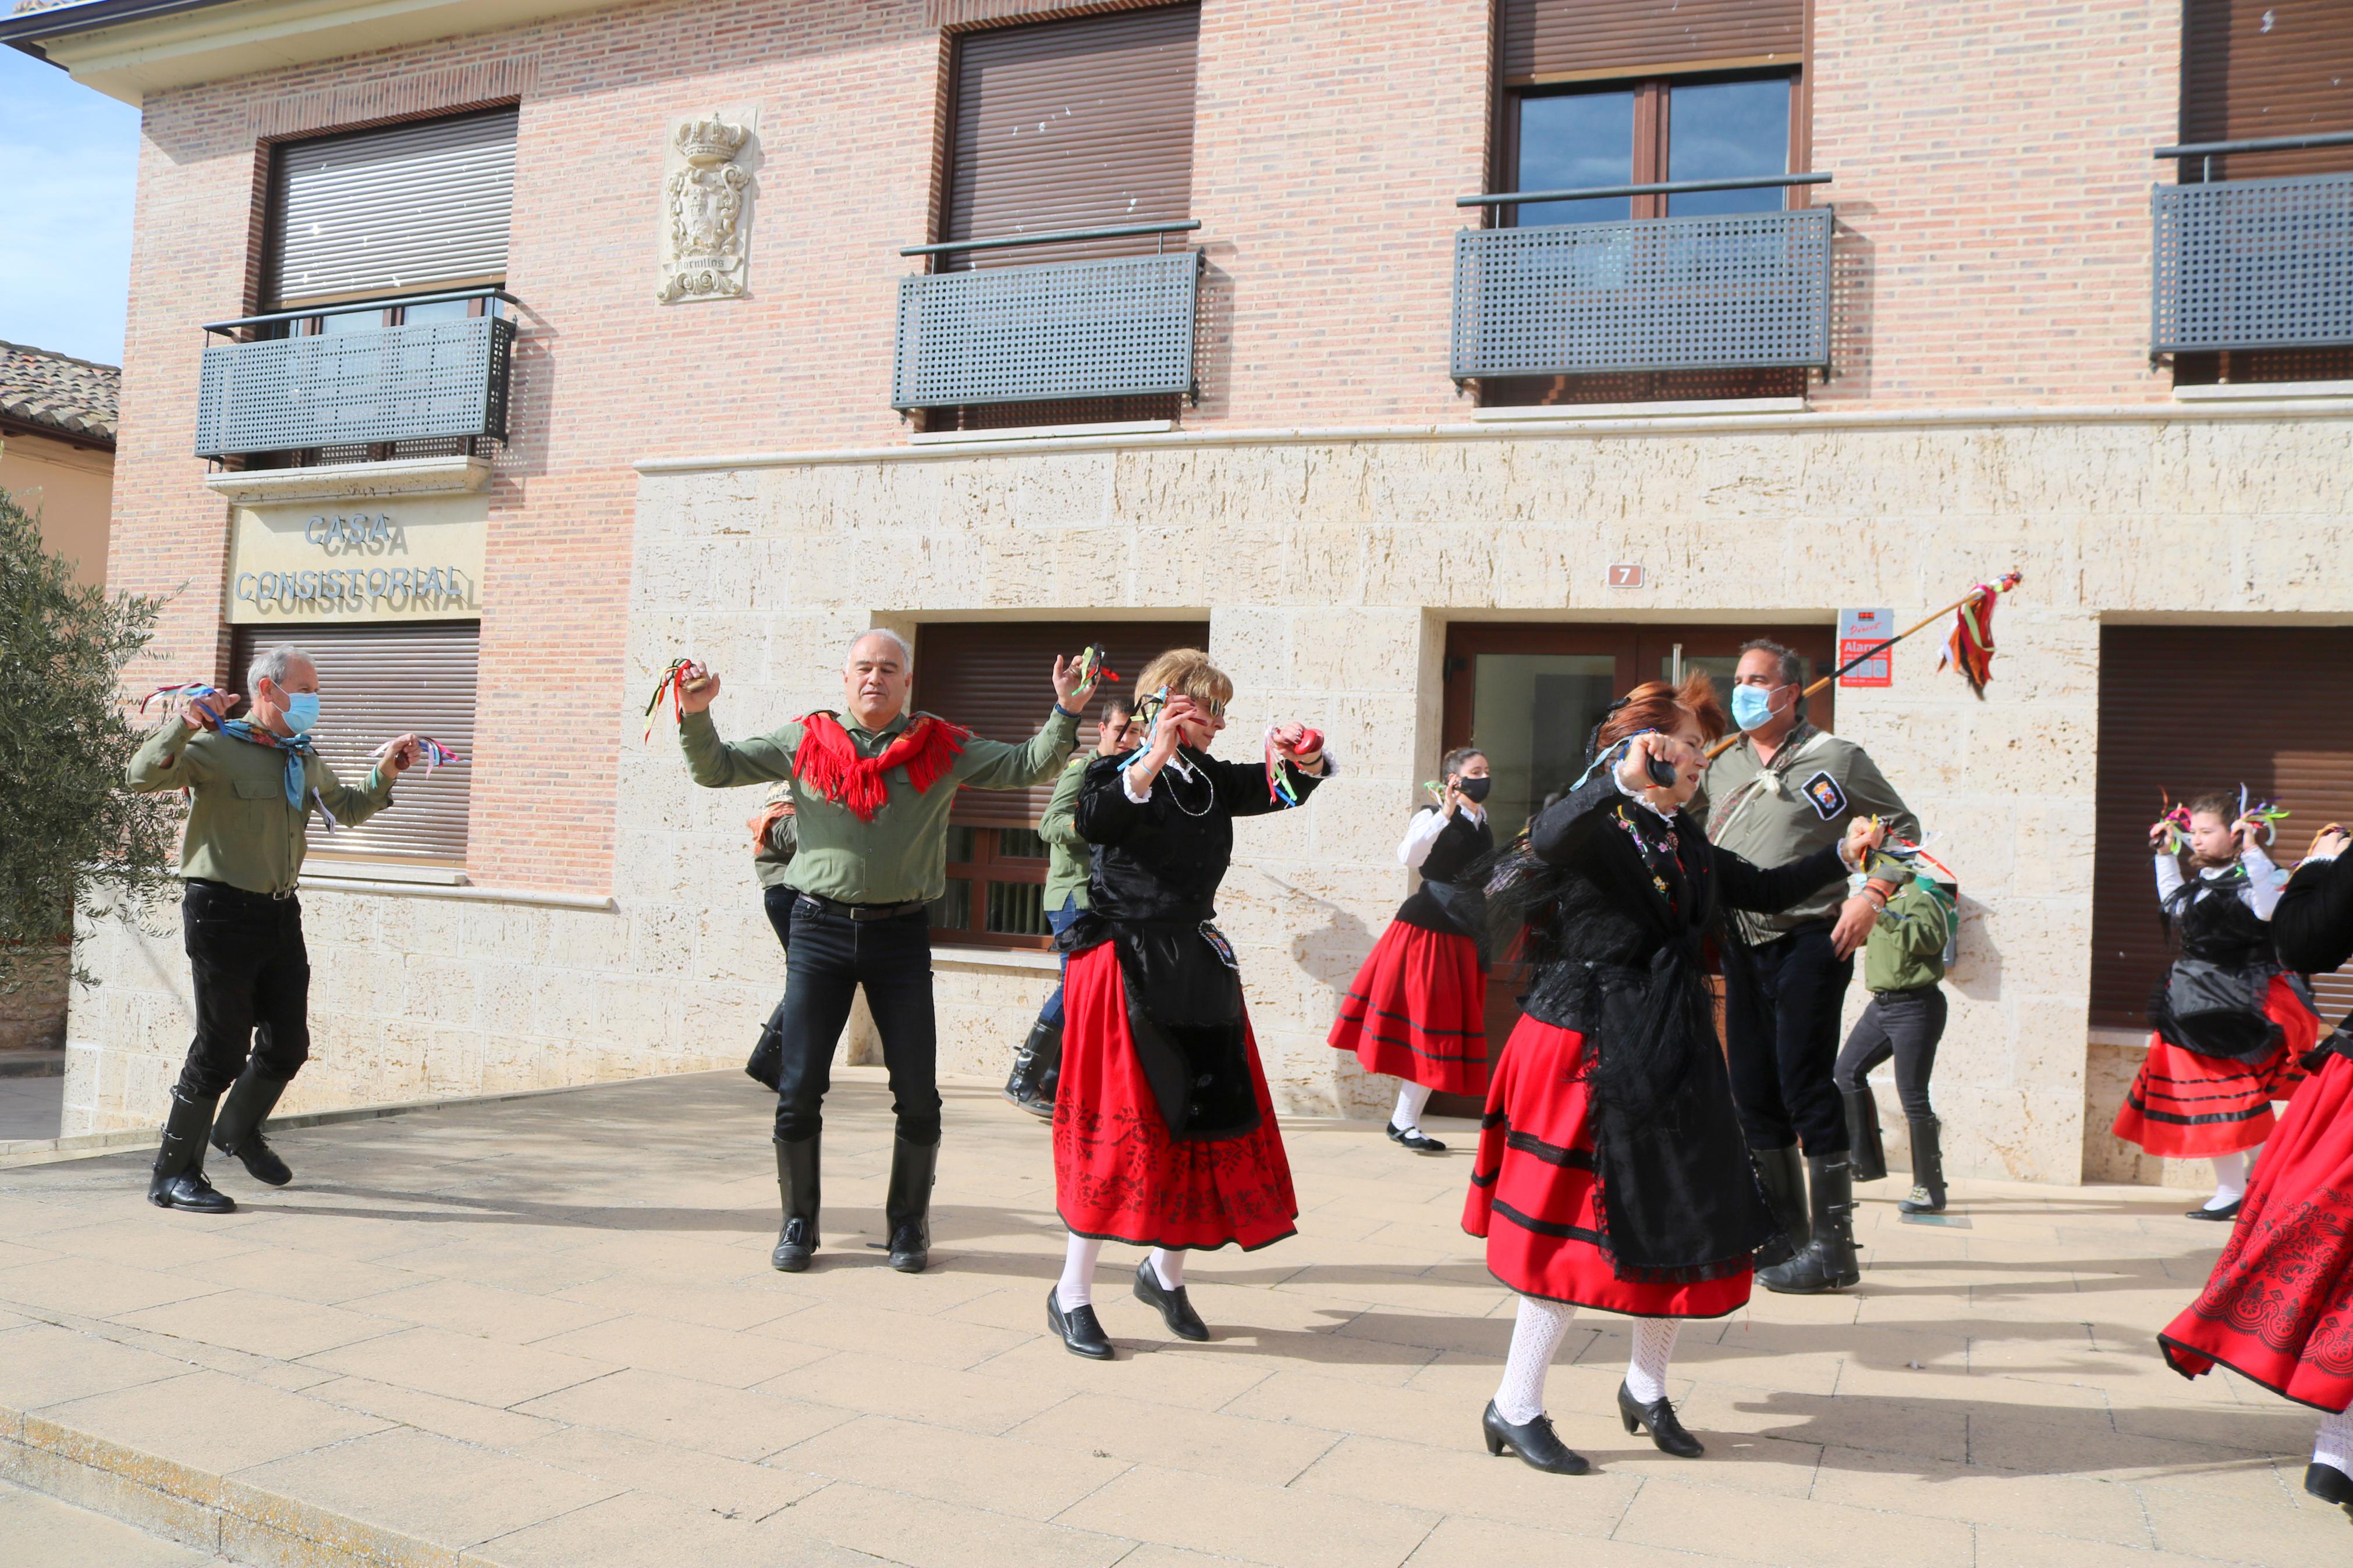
[
  {"xmin": 214, "ymin": 1129, "xmax": 292, "ymax": 1187},
  {"xmin": 1048, "ymin": 1286, "xmax": 1114, "ymax": 1360},
  {"xmin": 1617, "ymin": 1381, "xmax": 1704, "ymax": 1459},
  {"xmin": 148, "ymin": 1168, "xmax": 236, "ymax": 1215},
  {"xmin": 1386, "ymin": 1122, "xmax": 1448, "ymax": 1154},
  {"xmin": 2185, "ymin": 1199, "xmax": 2242, "ymax": 1221},
  {"xmin": 1133, "ymin": 1258, "xmax": 1209, "ymax": 1341},
  {"xmin": 1480, "ymin": 1400, "xmax": 1589, "ymax": 1476},
  {"xmin": 2305, "ymin": 1461, "xmax": 2353, "ymax": 1521}
]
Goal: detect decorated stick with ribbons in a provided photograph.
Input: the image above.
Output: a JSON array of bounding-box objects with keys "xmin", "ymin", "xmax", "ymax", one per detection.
[
  {"xmin": 1702, "ymin": 571, "xmax": 2024, "ymax": 761},
  {"xmin": 374, "ymin": 736, "xmax": 468, "ymax": 776}
]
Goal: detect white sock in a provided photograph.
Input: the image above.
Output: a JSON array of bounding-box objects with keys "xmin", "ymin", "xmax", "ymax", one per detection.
[
  {"xmin": 1392, "ymin": 1081, "xmax": 1433, "ymax": 1133},
  {"xmin": 1150, "ymin": 1248, "xmax": 1186, "ymax": 1290},
  {"xmin": 1493, "ymin": 1296, "xmax": 1577, "ymax": 1425},
  {"xmin": 2316, "ymin": 1406, "xmax": 2353, "ymax": 1476},
  {"xmin": 1057, "ymin": 1234, "xmax": 1102, "ymax": 1311},
  {"xmin": 1625, "ymin": 1317, "xmax": 1680, "ymax": 1405},
  {"xmin": 2207, "ymin": 1150, "xmax": 2249, "ymax": 1210}
]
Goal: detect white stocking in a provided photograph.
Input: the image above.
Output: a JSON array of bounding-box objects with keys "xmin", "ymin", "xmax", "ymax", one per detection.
[
  {"xmin": 1392, "ymin": 1081, "xmax": 1434, "ymax": 1133},
  {"xmin": 1493, "ymin": 1296, "xmax": 1577, "ymax": 1425},
  {"xmin": 1625, "ymin": 1317, "xmax": 1680, "ymax": 1405},
  {"xmin": 1150, "ymin": 1247, "xmax": 1186, "ymax": 1290},
  {"xmin": 1057, "ymin": 1233, "xmax": 1103, "ymax": 1311},
  {"xmin": 2315, "ymin": 1406, "xmax": 2353, "ymax": 1477},
  {"xmin": 2208, "ymin": 1149, "xmax": 2250, "ymax": 1210}
]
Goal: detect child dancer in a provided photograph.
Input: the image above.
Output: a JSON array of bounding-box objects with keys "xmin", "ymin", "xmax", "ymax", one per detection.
[
  {"xmin": 2113, "ymin": 794, "xmax": 2320, "ymax": 1219},
  {"xmin": 1835, "ymin": 855, "xmax": 1955, "ymax": 1213},
  {"xmin": 1328, "ymin": 748, "xmax": 1495, "ymax": 1152}
]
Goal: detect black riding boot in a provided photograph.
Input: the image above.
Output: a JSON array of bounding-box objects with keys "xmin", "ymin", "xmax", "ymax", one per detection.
[
  {"xmin": 1899, "ymin": 1116, "xmax": 1947, "ymax": 1214},
  {"xmin": 885, "ymin": 1136, "xmax": 938, "ymax": 1274},
  {"xmin": 1750, "ymin": 1144, "xmax": 1809, "ymax": 1268},
  {"xmin": 1759, "ymin": 1155, "xmax": 1861, "ymax": 1293},
  {"xmin": 1003, "ymin": 1019, "xmax": 1062, "ymax": 1119},
  {"xmin": 1843, "ymin": 1087, "xmax": 1888, "ymax": 1183},
  {"xmin": 772, "ymin": 1135, "xmax": 820, "ymax": 1272},
  {"xmin": 148, "ymin": 1088, "xmax": 235, "ymax": 1214},
  {"xmin": 210, "ymin": 1064, "xmax": 294, "ymax": 1186}
]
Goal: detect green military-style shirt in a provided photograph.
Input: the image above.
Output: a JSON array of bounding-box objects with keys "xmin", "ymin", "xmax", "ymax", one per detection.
[
  {"xmin": 1703, "ymin": 720, "xmax": 1921, "ymax": 943},
  {"xmin": 1039, "ymin": 752, "xmax": 1093, "ymax": 913},
  {"xmin": 681, "ymin": 705, "xmax": 1079, "ymax": 905},
  {"xmin": 126, "ymin": 715, "xmax": 397, "ymax": 896}
]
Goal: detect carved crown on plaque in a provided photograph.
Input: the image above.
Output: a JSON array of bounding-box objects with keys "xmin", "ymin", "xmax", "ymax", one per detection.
[{"xmin": 658, "ymin": 112, "xmax": 756, "ymax": 304}]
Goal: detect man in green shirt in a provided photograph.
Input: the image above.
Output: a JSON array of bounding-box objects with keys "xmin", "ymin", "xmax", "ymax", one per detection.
[
  {"xmin": 1005, "ymin": 693, "xmax": 1140, "ymax": 1118},
  {"xmin": 125, "ymin": 645, "xmax": 420, "ymax": 1214},
  {"xmin": 675, "ymin": 630, "xmax": 1091, "ymax": 1275}
]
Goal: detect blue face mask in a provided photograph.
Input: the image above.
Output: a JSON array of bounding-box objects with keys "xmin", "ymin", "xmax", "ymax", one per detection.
[
  {"xmin": 283, "ymin": 692, "xmax": 321, "ymax": 734},
  {"xmin": 1730, "ymin": 684, "xmax": 1780, "ymax": 733}
]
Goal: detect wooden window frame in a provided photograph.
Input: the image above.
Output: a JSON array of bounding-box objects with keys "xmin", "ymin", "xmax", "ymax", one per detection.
[
  {"xmin": 1499, "ymin": 67, "xmax": 1805, "ymax": 226},
  {"xmin": 930, "ymin": 823, "xmax": 1055, "ymax": 952}
]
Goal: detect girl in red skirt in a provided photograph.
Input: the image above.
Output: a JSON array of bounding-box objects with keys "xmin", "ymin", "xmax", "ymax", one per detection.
[
  {"xmin": 2160, "ymin": 824, "xmax": 2353, "ymax": 1525},
  {"xmin": 1046, "ymin": 649, "xmax": 1329, "ymax": 1359},
  {"xmin": 2113, "ymin": 794, "xmax": 2320, "ymax": 1219},
  {"xmin": 1464, "ymin": 676, "xmax": 1881, "ymax": 1475},
  {"xmin": 1329, "ymin": 747, "xmax": 1495, "ymax": 1152}
]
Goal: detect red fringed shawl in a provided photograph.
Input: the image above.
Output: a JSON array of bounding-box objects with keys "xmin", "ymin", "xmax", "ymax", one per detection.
[{"xmin": 793, "ymin": 711, "xmax": 970, "ymax": 822}]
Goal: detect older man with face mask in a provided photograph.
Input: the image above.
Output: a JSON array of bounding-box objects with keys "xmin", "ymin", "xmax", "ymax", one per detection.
[
  {"xmin": 675, "ymin": 630, "xmax": 1090, "ymax": 1275},
  {"xmin": 126, "ymin": 646, "xmax": 421, "ymax": 1214}
]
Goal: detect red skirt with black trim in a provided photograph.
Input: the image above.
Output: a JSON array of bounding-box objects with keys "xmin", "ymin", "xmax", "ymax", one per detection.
[
  {"xmin": 2111, "ymin": 976, "xmax": 2320, "ymax": 1158},
  {"xmin": 1052, "ymin": 942, "xmax": 1299, "ymax": 1252},
  {"xmin": 2160, "ymin": 1051, "xmax": 2353, "ymax": 1412},
  {"xmin": 1461, "ymin": 1015, "xmax": 1751, "ymax": 1319},
  {"xmin": 1326, "ymin": 919, "xmax": 1490, "ymax": 1095}
]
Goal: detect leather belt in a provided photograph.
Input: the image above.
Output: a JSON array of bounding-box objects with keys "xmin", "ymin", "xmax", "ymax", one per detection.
[
  {"xmin": 187, "ymin": 877, "xmax": 300, "ymax": 904},
  {"xmin": 797, "ymin": 892, "xmax": 928, "ymax": 923}
]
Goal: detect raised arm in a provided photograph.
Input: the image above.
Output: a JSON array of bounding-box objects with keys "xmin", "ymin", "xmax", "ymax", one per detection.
[
  {"xmin": 954, "ymin": 706, "xmax": 1081, "ymax": 790},
  {"xmin": 1526, "ymin": 773, "xmax": 1624, "ymax": 866},
  {"xmin": 1398, "ymin": 806, "xmax": 1449, "ymax": 868},
  {"xmin": 2275, "ymin": 849, "xmax": 2353, "ymax": 976},
  {"xmin": 1074, "ymin": 755, "xmax": 1151, "ymax": 845},
  {"xmin": 2240, "ymin": 840, "xmax": 2287, "ymax": 920},
  {"xmin": 127, "ymin": 715, "xmax": 213, "ymax": 794},
  {"xmin": 678, "ymin": 709, "xmax": 801, "ymax": 789},
  {"xmin": 1039, "ymin": 759, "xmax": 1089, "ymax": 853},
  {"xmin": 1715, "ymin": 840, "xmax": 1850, "ymax": 914},
  {"xmin": 1208, "ymin": 752, "xmax": 1328, "ymax": 819},
  {"xmin": 313, "ymin": 757, "xmax": 396, "ymax": 827}
]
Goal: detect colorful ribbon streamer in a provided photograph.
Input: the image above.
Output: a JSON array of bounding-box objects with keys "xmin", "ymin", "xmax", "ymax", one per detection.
[
  {"xmin": 2237, "ymin": 784, "xmax": 2290, "ymax": 847},
  {"xmin": 371, "ymin": 735, "xmax": 469, "ymax": 776},
  {"xmin": 1936, "ymin": 570, "xmax": 2022, "ymax": 699},
  {"xmin": 139, "ymin": 681, "xmax": 225, "ymax": 730},
  {"xmin": 1074, "ymin": 645, "xmax": 1122, "ymax": 687},
  {"xmin": 642, "ymin": 659, "xmax": 693, "ymax": 743},
  {"xmin": 1265, "ymin": 725, "xmax": 1324, "ymax": 806}
]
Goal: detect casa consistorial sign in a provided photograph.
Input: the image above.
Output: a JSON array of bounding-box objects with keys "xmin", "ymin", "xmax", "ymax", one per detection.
[
  {"xmin": 225, "ymin": 502, "xmax": 485, "ymax": 625},
  {"xmin": 657, "ymin": 105, "xmax": 761, "ymax": 304}
]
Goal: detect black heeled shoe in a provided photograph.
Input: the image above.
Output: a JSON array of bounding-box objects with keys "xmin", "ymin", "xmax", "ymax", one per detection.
[
  {"xmin": 1617, "ymin": 1381, "xmax": 1704, "ymax": 1458},
  {"xmin": 1480, "ymin": 1400, "xmax": 1589, "ymax": 1475},
  {"xmin": 1048, "ymin": 1286, "xmax": 1114, "ymax": 1360},
  {"xmin": 2305, "ymin": 1461, "xmax": 2353, "ymax": 1521},
  {"xmin": 1134, "ymin": 1259, "xmax": 1209, "ymax": 1341},
  {"xmin": 2185, "ymin": 1199, "xmax": 2242, "ymax": 1221},
  {"xmin": 1386, "ymin": 1122, "xmax": 1447, "ymax": 1154}
]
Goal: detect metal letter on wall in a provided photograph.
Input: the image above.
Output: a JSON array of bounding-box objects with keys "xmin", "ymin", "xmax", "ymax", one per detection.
[
  {"xmin": 657, "ymin": 105, "xmax": 761, "ymax": 304},
  {"xmin": 892, "ymin": 250, "xmax": 1199, "ymax": 409},
  {"xmin": 2152, "ymin": 172, "xmax": 2353, "ymax": 355}
]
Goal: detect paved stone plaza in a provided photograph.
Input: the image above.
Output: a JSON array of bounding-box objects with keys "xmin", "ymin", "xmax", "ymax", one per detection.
[{"xmin": 0, "ymin": 1069, "xmax": 2346, "ymax": 1567}]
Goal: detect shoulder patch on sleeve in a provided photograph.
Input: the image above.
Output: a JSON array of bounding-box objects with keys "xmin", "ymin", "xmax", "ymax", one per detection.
[{"xmin": 1800, "ymin": 770, "xmax": 1848, "ymax": 821}]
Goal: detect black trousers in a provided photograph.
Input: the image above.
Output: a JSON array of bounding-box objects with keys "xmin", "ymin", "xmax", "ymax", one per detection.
[
  {"xmin": 178, "ymin": 880, "xmax": 311, "ymax": 1100},
  {"xmin": 762, "ymin": 884, "xmax": 795, "ymax": 952},
  {"xmin": 774, "ymin": 898, "xmax": 940, "ymax": 1146},
  {"xmin": 1724, "ymin": 922, "xmax": 1855, "ymax": 1156},
  {"xmin": 1834, "ymin": 985, "xmax": 1947, "ymax": 1121}
]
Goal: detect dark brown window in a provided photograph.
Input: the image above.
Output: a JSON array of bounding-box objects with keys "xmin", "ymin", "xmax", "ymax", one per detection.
[
  {"xmin": 912, "ymin": 618, "xmax": 1209, "ymax": 948},
  {"xmin": 228, "ymin": 621, "xmax": 481, "ymax": 869}
]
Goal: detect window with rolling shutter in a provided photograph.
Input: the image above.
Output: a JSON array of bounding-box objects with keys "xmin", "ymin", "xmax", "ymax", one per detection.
[
  {"xmin": 267, "ymin": 108, "xmax": 519, "ymax": 308},
  {"xmin": 2181, "ymin": 1, "xmax": 2353, "ymax": 180},
  {"xmin": 2091, "ymin": 627, "xmax": 2353, "ymax": 1032},
  {"xmin": 1499, "ymin": 0, "xmax": 1802, "ymax": 86},
  {"xmin": 912, "ymin": 618, "xmax": 1209, "ymax": 948},
  {"xmin": 229, "ymin": 621, "xmax": 480, "ymax": 868}
]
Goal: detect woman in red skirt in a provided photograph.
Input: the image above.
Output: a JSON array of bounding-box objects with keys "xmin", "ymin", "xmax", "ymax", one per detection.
[
  {"xmin": 1329, "ymin": 747, "xmax": 1495, "ymax": 1152},
  {"xmin": 2160, "ymin": 824, "xmax": 2353, "ymax": 1524},
  {"xmin": 2113, "ymin": 794, "xmax": 2320, "ymax": 1218},
  {"xmin": 1046, "ymin": 649, "xmax": 1329, "ymax": 1359},
  {"xmin": 1464, "ymin": 675, "xmax": 1880, "ymax": 1475}
]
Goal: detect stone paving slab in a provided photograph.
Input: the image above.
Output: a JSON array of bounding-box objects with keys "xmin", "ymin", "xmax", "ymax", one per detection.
[{"xmin": 0, "ymin": 1068, "xmax": 2347, "ymax": 1567}]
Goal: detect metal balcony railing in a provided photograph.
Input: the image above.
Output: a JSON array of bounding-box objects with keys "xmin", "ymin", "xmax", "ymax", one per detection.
[
  {"xmin": 892, "ymin": 221, "xmax": 1201, "ymax": 410},
  {"xmin": 1450, "ymin": 175, "xmax": 1833, "ymax": 382},
  {"xmin": 2150, "ymin": 136, "xmax": 2353, "ymax": 357},
  {"xmin": 194, "ymin": 288, "xmax": 519, "ymax": 460}
]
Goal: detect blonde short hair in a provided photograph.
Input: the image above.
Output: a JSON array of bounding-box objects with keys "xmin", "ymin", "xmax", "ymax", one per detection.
[{"xmin": 1133, "ymin": 648, "xmax": 1234, "ymax": 710}]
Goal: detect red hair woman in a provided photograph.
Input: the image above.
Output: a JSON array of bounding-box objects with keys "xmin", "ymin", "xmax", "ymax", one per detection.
[
  {"xmin": 1466, "ymin": 675, "xmax": 1883, "ymax": 1474},
  {"xmin": 1328, "ymin": 746, "xmax": 1496, "ymax": 1151}
]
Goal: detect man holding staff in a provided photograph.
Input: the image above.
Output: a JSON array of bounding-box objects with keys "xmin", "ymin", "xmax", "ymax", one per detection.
[{"xmin": 674, "ymin": 631, "xmax": 1089, "ymax": 1275}]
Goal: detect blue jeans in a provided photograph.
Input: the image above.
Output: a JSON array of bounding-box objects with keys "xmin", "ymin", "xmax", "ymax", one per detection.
[{"xmin": 1036, "ymin": 895, "xmax": 1082, "ymax": 1028}]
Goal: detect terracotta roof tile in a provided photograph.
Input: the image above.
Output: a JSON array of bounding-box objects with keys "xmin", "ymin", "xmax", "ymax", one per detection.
[{"xmin": 0, "ymin": 340, "xmax": 120, "ymax": 446}]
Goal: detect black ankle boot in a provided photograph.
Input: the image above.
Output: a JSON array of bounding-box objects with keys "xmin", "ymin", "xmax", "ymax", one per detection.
[
  {"xmin": 1004, "ymin": 1019, "xmax": 1062, "ymax": 1119},
  {"xmin": 2305, "ymin": 1461, "xmax": 2353, "ymax": 1520},
  {"xmin": 148, "ymin": 1089, "xmax": 235, "ymax": 1214},
  {"xmin": 1617, "ymin": 1380, "xmax": 1704, "ymax": 1458},
  {"xmin": 1048, "ymin": 1286, "xmax": 1114, "ymax": 1359},
  {"xmin": 885, "ymin": 1136, "xmax": 937, "ymax": 1273},
  {"xmin": 1749, "ymin": 1144, "xmax": 1808, "ymax": 1268},
  {"xmin": 1843, "ymin": 1088, "xmax": 1887, "ymax": 1183},
  {"xmin": 210, "ymin": 1065, "xmax": 293, "ymax": 1187},
  {"xmin": 1133, "ymin": 1257, "xmax": 1209, "ymax": 1341},
  {"xmin": 1898, "ymin": 1116, "xmax": 1946, "ymax": 1214},
  {"xmin": 1481, "ymin": 1400, "xmax": 1589, "ymax": 1475},
  {"xmin": 772, "ymin": 1135, "xmax": 820, "ymax": 1272},
  {"xmin": 1759, "ymin": 1155, "xmax": 1861, "ymax": 1293}
]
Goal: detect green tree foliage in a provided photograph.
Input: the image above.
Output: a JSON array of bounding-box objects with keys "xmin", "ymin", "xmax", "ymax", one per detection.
[{"xmin": 0, "ymin": 485, "xmax": 181, "ymax": 991}]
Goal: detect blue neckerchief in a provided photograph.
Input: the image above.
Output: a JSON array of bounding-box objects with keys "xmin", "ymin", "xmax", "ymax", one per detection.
[{"xmin": 217, "ymin": 720, "xmax": 316, "ymax": 809}]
